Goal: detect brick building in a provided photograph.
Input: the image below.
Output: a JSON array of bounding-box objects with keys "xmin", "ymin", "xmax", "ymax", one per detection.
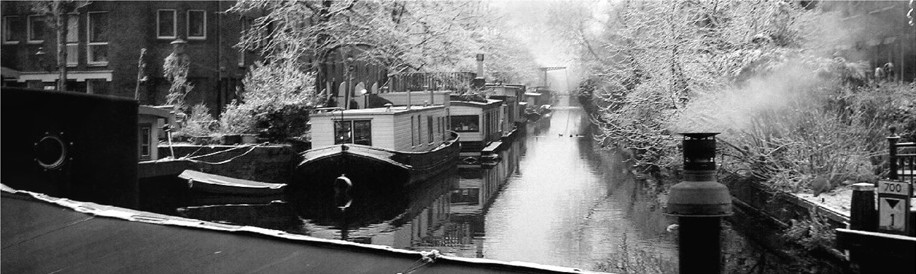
[
  {"xmin": 1, "ymin": 1, "xmax": 257, "ymax": 113},
  {"xmin": 819, "ymin": 1, "xmax": 916, "ymax": 82}
]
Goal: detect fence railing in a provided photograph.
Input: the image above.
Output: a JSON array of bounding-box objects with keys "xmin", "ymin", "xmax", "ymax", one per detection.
[{"xmin": 889, "ymin": 128, "xmax": 916, "ymax": 183}]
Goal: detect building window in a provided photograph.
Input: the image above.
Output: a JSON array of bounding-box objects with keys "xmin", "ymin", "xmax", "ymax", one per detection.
[
  {"xmin": 27, "ymin": 15, "xmax": 44, "ymax": 43},
  {"xmin": 66, "ymin": 14, "xmax": 78, "ymax": 66},
  {"xmin": 451, "ymin": 115, "xmax": 479, "ymax": 132},
  {"xmin": 238, "ymin": 17, "xmax": 252, "ymax": 67},
  {"xmin": 428, "ymin": 116, "xmax": 433, "ymax": 144},
  {"xmin": 157, "ymin": 9, "xmax": 176, "ymax": 39},
  {"xmin": 140, "ymin": 125, "xmax": 151, "ymax": 160},
  {"xmin": 87, "ymin": 12, "xmax": 108, "ymax": 65},
  {"xmin": 3, "ymin": 16, "xmax": 22, "ymax": 44},
  {"xmin": 187, "ymin": 10, "xmax": 206, "ymax": 40},
  {"xmin": 334, "ymin": 120, "xmax": 371, "ymax": 146}
]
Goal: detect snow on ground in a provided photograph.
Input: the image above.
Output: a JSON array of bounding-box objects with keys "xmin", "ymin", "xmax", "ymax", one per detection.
[{"xmin": 795, "ymin": 187, "xmax": 854, "ymax": 217}]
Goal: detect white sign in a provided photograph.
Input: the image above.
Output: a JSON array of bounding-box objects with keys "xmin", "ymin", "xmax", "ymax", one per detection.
[
  {"xmin": 877, "ymin": 181, "xmax": 910, "ymax": 195},
  {"xmin": 878, "ymin": 197, "xmax": 907, "ymax": 232}
]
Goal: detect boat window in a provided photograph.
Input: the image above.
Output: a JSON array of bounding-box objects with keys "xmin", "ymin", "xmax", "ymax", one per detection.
[
  {"xmin": 427, "ymin": 116, "xmax": 433, "ymax": 143},
  {"xmin": 410, "ymin": 116, "xmax": 415, "ymax": 146},
  {"xmin": 417, "ymin": 114, "xmax": 423, "ymax": 144},
  {"xmin": 335, "ymin": 120, "xmax": 372, "ymax": 146},
  {"xmin": 485, "ymin": 113, "xmax": 491, "ymax": 135},
  {"xmin": 451, "ymin": 115, "xmax": 479, "ymax": 132},
  {"xmin": 334, "ymin": 121, "xmax": 352, "ymax": 144},
  {"xmin": 140, "ymin": 125, "xmax": 151, "ymax": 160},
  {"xmin": 353, "ymin": 120, "xmax": 372, "ymax": 146}
]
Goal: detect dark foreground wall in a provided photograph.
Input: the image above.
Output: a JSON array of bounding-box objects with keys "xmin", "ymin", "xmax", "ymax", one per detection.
[
  {"xmin": 1, "ymin": 88, "xmax": 138, "ymax": 208},
  {"xmin": 1, "ymin": 190, "xmax": 582, "ymax": 274}
]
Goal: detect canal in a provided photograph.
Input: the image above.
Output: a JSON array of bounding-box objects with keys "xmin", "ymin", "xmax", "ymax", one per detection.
[{"xmin": 143, "ymin": 95, "xmax": 793, "ymax": 273}]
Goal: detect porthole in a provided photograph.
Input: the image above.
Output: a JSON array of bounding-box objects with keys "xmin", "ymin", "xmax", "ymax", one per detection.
[{"xmin": 35, "ymin": 135, "xmax": 67, "ymax": 170}]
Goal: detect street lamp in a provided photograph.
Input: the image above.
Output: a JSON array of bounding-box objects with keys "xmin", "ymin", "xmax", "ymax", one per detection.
[
  {"xmin": 35, "ymin": 47, "xmax": 53, "ymax": 72},
  {"xmin": 344, "ymin": 56, "xmax": 355, "ymax": 110}
]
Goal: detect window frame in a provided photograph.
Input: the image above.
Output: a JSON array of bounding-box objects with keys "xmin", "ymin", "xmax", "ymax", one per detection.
[
  {"xmin": 186, "ymin": 10, "xmax": 206, "ymax": 40},
  {"xmin": 427, "ymin": 116, "xmax": 433, "ymax": 144},
  {"xmin": 27, "ymin": 15, "xmax": 44, "ymax": 44},
  {"xmin": 333, "ymin": 120, "xmax": 372, "ymax": 146},
  {"xmin": 86, "ymin": 11, "xmax": 109, "ymax": 66},
  {"xmin": 65, "ymin": 13, "xmax": 79, "ymax": 67},
  {"xmin": 3, "ymin": 16, "xmax": 21, "ymax": 44},
  {"xmin": 451, "ymin": 115, "xmax": 480, "ymax": 132},
  {"xmin": 139, "ymin": 125, "xmax": 152, "ymax": 160},
  {"xmin": 156, "ymin": 9, "xmax": 177, "ymax": 40}
]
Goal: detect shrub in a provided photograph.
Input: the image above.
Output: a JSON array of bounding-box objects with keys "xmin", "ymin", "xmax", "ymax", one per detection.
[
  {"xmin": 219, "ymin": 100, "xmax": 256, "ymax": 134},
  {"xmin": 222, "ymin": 61, "xmax": 319, "ymax": 141},
  {"xmin": 177, "ymin": 104, "xmax": 217, "ymax": 138}
]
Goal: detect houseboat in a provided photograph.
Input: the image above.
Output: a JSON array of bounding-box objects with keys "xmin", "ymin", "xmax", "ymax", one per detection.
[
  {"xmin": 448, "ymin": 97, "xmax": 503, "ymax": 165},
  {"xmin": 485, "ymin": 84, "xmax": 526, "ymax": 141},
  {"xmin": 296, "ymin": 104, "xmax": 459, "ymax": 193}
]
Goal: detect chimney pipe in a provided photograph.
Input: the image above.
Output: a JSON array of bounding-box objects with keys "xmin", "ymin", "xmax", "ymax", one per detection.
[
  {"xmin": 666, "ymin": 132, "xmax": 732, "ymax": 274},
  {"xmin": 473, "ymin": 54, "xmax": 485, "ymax": 89}
]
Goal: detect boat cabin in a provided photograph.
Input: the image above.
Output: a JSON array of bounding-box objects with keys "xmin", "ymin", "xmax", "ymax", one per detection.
[
  {"xmin": 138, "ymin": 105, "xmax": 173, "ymax": 161},
  {"xmin": 486, "ymin": 84, "xmax": 526, "ymax": 133},
  {"xmin": 310, "ymin": 105, "xmax": 451, "ymax": 153},
  {"xmin": 449, "ymin": 99, "xmax": 503, "ymax": 154}
]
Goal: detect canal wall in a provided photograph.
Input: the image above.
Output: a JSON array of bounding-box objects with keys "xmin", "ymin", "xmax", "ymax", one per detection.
[{"xmin": 721, "ymin": 174, "xmax": 852, "ymax": 273}]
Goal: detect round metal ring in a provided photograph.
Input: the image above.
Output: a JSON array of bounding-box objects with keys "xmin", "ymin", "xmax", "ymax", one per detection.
[{"xmin": 35, "ymin": 135, "xmax": 67, "ymax": 170}]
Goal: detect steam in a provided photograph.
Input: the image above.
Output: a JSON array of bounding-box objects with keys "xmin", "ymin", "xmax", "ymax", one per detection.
[{"xmin": 672, "ymin": 62, "xmax": 826, "ymax": 134}]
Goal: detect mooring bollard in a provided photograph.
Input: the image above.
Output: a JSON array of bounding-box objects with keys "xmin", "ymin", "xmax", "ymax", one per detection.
[
  {"xmin": 849, "ymin": 183, "xmax": 877, "ymax": 232},
  {"xmin": 666, "ymin": 133, "xmax": 732, "ymax": 274}
]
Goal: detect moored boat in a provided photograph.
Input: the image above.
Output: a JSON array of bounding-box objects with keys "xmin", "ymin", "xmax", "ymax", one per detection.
[
  {"xmin": 296, "ymin": 105, "xmax": 460, "ymax": 189},
  {"xmin": 449, "ymin": 98, "xmax": 503, "ymax": 165},
  {"xmin": 179, "ymin": 170, "xmax": 287, "ymax": 196}
]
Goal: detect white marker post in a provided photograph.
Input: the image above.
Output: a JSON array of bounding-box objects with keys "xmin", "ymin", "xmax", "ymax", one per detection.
[{"xmin": 876, "ymin": 180, "xmax": 913, "ymax": 235}]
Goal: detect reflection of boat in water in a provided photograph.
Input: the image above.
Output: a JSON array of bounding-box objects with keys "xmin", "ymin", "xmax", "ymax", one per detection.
[
  {"xmin": 179, "ymin": 170, "xmax": 286, "ymax": 196},
  {"xmin": 290, "ymin": 167, "xmax": 458, "ymax": 233},
  {"xmin": 177, "ymin": 201, "xmax": 300, "ymax": 231}
]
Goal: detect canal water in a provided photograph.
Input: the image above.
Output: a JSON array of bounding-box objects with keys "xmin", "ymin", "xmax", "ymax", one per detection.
[
  {"xmin": 142, "ymin": 95, "xmax": 807, "ymax": 273},
  {"xmin": 137, "ymin": 95, "xmax": 844, "ymax": 273}
]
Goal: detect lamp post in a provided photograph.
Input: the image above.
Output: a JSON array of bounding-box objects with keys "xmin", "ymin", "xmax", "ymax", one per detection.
[
  {"xmin": 666, "ymin": 132, "xmax": 732, "ymax": 274},
  {"xmin": 35, "ymin": 47, "xmax": 53, "ymax": 72},
  {"xmin": 345, "ymin": 57, "xmax": 354, "ymax": 110}
]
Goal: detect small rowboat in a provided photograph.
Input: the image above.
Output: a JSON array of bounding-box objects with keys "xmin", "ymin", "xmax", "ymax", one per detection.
[{"xmin": 179, "ymin": 170, "xmax": 286, "ymax": 196}]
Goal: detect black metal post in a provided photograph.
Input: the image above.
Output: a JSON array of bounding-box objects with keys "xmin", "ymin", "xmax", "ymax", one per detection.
[
  {"xmin": 679, "ymin": 218, "xmax": 722, "ymax": 274},
  {"xmin": 666, "ymin": 133, "xmax": 731, "ymax": 274},
  {"xmin": 889, "ymin": 128, "xmax": 900, "ymax": 180},
  {"xmin": 850, "ymin": 183, "xmax": 877, "ymax": 232}
]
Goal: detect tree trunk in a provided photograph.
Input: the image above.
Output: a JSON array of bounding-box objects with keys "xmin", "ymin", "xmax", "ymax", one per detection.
[{"xmin": 54, "ymin": 2, "xmax": 68, "ymax": 92}]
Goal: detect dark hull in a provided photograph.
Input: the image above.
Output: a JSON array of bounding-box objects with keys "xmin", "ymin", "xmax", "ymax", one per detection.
[{"xmin": 295, "ymin": 133, "xmax": 460, "ymax": 188}]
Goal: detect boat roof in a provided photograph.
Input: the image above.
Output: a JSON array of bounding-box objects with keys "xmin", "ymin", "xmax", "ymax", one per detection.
[
  {"xmin": 524, "ymin": 92, "xmax": 542, "ymax": 97},
  {"xmin": 138, "ymin": 105, "xmax": 173, "ymax": 118},
  {"xmin": 312, "ymin": 105, "xmax": 444, "ymax": 117},
  {"xmin": 451, "ymin": 99, "xmax": 503, "ymax": 107},
  {"xmin": 179, "ymin": 170, "xmax": 286, "ymax": 189},
  {"xmin": 1, "ymin": 185, "xmax": 591, "ymax": 274}
]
